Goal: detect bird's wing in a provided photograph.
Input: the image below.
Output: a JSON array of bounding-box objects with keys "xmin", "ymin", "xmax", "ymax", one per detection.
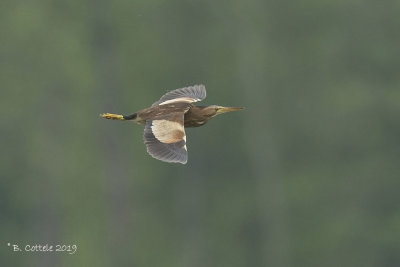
[
  {"xmin": 152, "ymin": 84, "xmax": 206, "ymax": 106},
  {"xmin": 143, "ymin": 112, "xmax": 188, "ymax": 164}
]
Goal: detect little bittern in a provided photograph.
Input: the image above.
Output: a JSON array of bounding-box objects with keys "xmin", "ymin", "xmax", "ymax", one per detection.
[{"xmin": 101, "ymin": 85, "xmax": 243, "ymax": 164}]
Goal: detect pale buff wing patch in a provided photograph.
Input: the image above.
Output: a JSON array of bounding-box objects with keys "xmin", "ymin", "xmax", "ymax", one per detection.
[{"xmin": 151, "ymin": 120, "xmax": 186, "ymax": 144}]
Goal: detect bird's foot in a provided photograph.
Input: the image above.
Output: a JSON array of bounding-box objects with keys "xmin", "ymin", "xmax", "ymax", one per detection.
[{"xmin": 100, "ymin": 113, "xmax": 124, "ymax": 120}]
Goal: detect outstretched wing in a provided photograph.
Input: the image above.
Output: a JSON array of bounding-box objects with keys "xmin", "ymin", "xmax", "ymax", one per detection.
[
  {"xmin": 143, "ymin": 112, "xmax": 188, "ymax": 164},
  {"xmin": 152, "ymin": 84, "xmax": 206, "ymax": 106}
]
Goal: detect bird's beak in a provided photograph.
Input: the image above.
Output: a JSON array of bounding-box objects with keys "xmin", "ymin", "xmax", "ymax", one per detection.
[{"xmin": 216, "ymin": 106, "xmax": 244, "ymax": 115}]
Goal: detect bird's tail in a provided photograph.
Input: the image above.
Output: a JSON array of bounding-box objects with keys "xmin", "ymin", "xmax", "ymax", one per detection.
[{"xmin": 100, "ymin": 113, "xmax": 137, "ymax": 121}]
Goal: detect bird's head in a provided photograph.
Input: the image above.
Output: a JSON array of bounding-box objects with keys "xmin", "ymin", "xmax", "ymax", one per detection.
[{"xmin": 204, "ymin": 105, "xmax": 244, "ymax": 118}]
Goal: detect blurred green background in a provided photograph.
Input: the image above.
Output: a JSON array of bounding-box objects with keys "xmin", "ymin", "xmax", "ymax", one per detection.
[{"xmin": 1, "ymin": 0, "xmax": 400, "ymax": 266}]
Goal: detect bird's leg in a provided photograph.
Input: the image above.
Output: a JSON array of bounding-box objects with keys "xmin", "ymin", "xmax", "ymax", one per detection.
[
  {"xmin": 100, "ymin": 112, "xmax": 138, "ymax": 121},
  {"xmin": 122, "ymin": 113, "xmax": 137, "ymax": 120}
]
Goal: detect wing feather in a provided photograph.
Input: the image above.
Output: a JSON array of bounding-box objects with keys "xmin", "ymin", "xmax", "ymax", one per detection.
[
  {"xmin": 143, "ymin": 113, "xmax": 188, "ymax": 164},
  {"xmin": 152, "ymin": 84, "xmax": 206, "ymax": 106}
]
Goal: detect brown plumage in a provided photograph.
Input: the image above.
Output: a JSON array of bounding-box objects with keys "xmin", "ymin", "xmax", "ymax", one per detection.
[{"xmin": 101, "ymin": 85, "xmax": 243, "ymax": 164}]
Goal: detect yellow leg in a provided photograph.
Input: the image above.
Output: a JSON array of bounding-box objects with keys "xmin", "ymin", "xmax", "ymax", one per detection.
[{"xmin": 100, "ymin": 113, "xmax": 125, "ymax": 120}]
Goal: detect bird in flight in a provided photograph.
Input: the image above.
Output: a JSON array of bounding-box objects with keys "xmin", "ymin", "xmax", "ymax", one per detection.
[{"xmin": 101, "ymin": 85, "xmax": 243, "ymax": 164}]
